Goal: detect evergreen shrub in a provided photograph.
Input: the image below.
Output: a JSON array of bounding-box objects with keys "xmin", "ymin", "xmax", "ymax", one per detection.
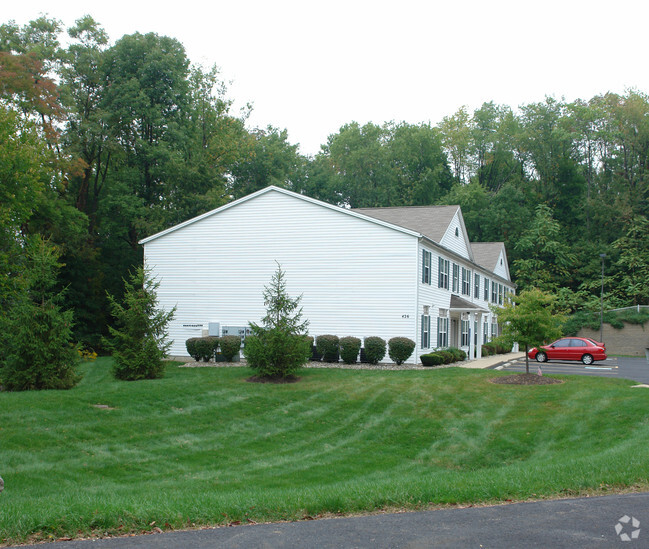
[
  {"xmin": 388, "ymin": 337, "xmax": 416, "ymax": 365},
  {"xmin": 364, "ymin": 336, "xmax": 386, "ymax": 364},
  {"xmin": 316, "ymin": 334, "xmax": 340, "ymax": 362},
  {"xmin": 438, "ymin": 350, "xmax": 454, "ymax": 364},
  {"xmin": 447, "ymin": 347, "xmax": 467, "ymax": 362},
  {"xmin": 339, "ymin": 336, "xmax": 361, "ymax": 364},
  {"xmin": 0, "ymin": 238, "xmax": 81, "ymax": 391},
  {"xmin": 220, "ymin": 335, "xmax": 242, "ymax": 361}
]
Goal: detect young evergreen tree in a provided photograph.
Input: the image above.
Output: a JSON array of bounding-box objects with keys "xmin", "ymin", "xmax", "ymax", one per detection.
[
  {"xmin": 0, "ymin": 237, "xmax": 80, "ymax": 391},
  {"xmin": 104, "ymin": 267, "xmax": 175, "ymax": 380},
  {"xmin": 245, "ymin": 263, "xmax": 311, "ymax": 379}
]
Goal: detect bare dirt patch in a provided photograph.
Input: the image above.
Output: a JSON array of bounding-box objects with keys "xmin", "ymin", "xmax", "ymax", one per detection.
[{"xmin": 246, "ymin": 375, "xmax": 300, "ymax": 384}]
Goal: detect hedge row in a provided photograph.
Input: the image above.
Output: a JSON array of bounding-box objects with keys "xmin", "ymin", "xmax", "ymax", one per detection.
[
  {"xmin": 185, "ymin": 336, "xmax": 242, "ymax": 362},
  {"xmin": 420, "ymin": 347, "xmax": 467, "ymax": 367},
  {"xmin": 305, "ymin": 335, "xmax": 415, "ymax": 365}
]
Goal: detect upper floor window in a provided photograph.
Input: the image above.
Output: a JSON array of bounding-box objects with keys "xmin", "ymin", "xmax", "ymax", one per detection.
[
  {"xmin": 474, "ymin": 273, "xmax": 480, "ymax": 299},
  {"xmin": 438, "ymin": 257, "xmax": 449, "ymax": 289},
  {"xmin": 484, "ymin": 278, "xmax": 489, "ymax": 301},
  {"xmin": 422, "ymin": 250, "xmax": 432, "ymax": 285},
  {"xmin": 452, "ymin": 263, "xmax": 459, "ymax": 293},
  {"xmin": 491, "ymin": 280, "xmax": 498, "ymax": 303},
  {"xmin": 461, "ymin": 267, "xmax": 471, "ymax": 296}
]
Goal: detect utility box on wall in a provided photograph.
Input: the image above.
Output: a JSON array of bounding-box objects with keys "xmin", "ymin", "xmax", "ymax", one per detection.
[{"xmin": 221, "ymin": 326, "xmax": 251, "ymax": 344}]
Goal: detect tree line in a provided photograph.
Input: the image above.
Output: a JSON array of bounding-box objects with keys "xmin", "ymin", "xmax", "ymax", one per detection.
[{"xmin": 1, "ymin": 15, "xmax": 648, "ymax": 351}]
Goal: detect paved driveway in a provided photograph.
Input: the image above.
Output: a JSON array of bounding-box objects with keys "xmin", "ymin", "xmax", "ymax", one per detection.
[
  {"xmin": 494, "ymin": 355, "xmax": 649, "ymax": 384},
  {"xmin": 11, "ymin": 492, "xmax": 649, "ymax": 548}
]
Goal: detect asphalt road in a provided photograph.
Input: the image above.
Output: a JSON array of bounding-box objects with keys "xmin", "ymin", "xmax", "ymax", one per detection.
[
  {"xmin": 493, "ymin": 355, "xmax": 649, "ymax": 384},
  {"xmin": 11, "ymin": 492, "xmax": 649, "ymax": 548}
]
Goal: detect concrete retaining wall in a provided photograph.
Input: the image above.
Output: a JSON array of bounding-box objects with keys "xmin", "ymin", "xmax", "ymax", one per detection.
[{"xmin": 578, "ymin": 323, "xmax": 649, "ymax": 357}]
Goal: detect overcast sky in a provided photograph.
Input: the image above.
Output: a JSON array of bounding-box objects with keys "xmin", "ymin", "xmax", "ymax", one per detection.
[{"xmin": 5, "ymin": 0, "xmax": 649, "ymax": 155}]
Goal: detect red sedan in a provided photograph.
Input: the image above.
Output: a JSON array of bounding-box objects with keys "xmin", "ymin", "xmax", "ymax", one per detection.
[{"xmin": 527, "ymin": 337, "xmax": 607, "ymax": 365}]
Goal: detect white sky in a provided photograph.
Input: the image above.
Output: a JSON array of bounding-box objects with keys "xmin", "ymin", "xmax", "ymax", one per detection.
[{"xmin": 6, "ymin": 0, "xmax": 649, "ymax": 156}]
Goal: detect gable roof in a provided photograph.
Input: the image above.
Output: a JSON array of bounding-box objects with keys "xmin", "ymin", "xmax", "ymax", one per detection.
[
  {"xmin": 352, "ymin": 205, "xmax": 460, "ymax": 244},
  {"xmin": 471, "ymin": 242, "xmax": 505, "ymax": 272},
  {"xmin": 139, "ymin": 185, "xmax": 421, "ymax": 245}
]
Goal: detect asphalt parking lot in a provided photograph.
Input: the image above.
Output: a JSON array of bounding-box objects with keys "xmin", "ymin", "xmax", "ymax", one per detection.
[{"xmin": 493, "ymin": 355, "xmax": 649, "ymax": 384}]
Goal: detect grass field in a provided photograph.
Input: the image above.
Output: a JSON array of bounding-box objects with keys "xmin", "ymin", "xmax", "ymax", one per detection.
[{"xmin": 1, "ymin": 359, "xmax": 648, "ymax": 545}]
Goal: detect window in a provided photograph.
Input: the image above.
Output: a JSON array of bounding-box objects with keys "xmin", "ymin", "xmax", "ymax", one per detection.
[
  {"xmin": 483, "ymin": 320, "xmax": 489, "ymax": 343},
  {"xmin": 491, "ymin": 280, "xmax": 497, "ymax": 303},
  {"xmin": 474, "ymin": 273, "xmax": 480, "ymax": 299},
  {"xmin": 438, "ymin": 257, "xmax": 449, "ymax": 289},
  {"xmin": 437, "ymin": 316, "xmax": 449, "ymax": 348},
  {"xmin": 422, "ymin": 250, "xmax": 431, "ymax": 284},
  {"xmin": 461, "ymin": 319, "xmax": 470, "ymax": 347},
  {"xmin": 461, "ymin": 267, "xmax": 471, "ymax": 296},
  {"xmin": 452, "ymin": 263, "xmax": 459, "ymax": 293},
  {"xmin": 421, "ymin": 314, "xmax": 431, "ymax": 349},
  {"xmin": 491, "ymin": 318, "xmax": 498, "ymax": 338},
  {"xmin": 498, "ymin": 283, "xmax": 503, "ymax": 305}
]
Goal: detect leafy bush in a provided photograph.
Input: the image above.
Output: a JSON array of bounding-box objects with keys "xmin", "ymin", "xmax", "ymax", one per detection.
[
  {"xmin": 481, "ymin": 344, "xmax": 493, "ymax": 357},
  {"xmin": 420, "ymin": 352, "xmax": 445, "ymax": 366},
  {"xmin": 388, "ymin": 337, "xmax": 416, "ymax": 365},
  {"xmin": 220, "ymin": 335, "xmax": 241, "ymax": 361},
  {"xmin": 245, "ymin": 263, "xmax": 311, "ymax": 379},
  {"xmin": 364, "ymin": 336, "xmax": 386, "ymax": 364},
  {"xmin": 185, "ymin": 338, "xmax": 201, "ymax": 361},
  {"xmin": 316, "ymin": 334, "xmax": 340, "ymax": 363},
  {"xmin": 192, "ymin": 336, "xmax": 219, "ymax": 361},
  {"xmin": 104, "ymin": 267, "xmax": 175, "ymax": 381},
  {"xmin": 339, "ymin": 336, "xmax": 361, "ymax": 364}
]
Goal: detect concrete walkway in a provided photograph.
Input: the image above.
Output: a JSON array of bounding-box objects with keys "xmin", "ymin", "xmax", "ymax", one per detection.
[{"xmin": 459, "ymin": 351, "xmax": 525, "ymax": 369}]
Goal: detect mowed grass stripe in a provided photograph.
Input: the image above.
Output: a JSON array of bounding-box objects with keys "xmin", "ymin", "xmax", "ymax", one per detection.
[{"xmin": 1, "ymin": 360, "xmax": 648, "ymax": 544}]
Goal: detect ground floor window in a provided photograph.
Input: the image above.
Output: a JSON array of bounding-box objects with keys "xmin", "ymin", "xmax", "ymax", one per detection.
[
  {"xmin": 421, "ymin": 314, "xmax": 430, "ymax": 349},
  {"xmin": 461, "ymin": 319, "xmax": 470, "ymax": 347},
  {"xmin": 437, "ymin": 316, "xmax": 449, "ymax": 348},
  {"xmin": 483, "ymin": 320, "xmax": 489, "ymax": 343},
  {"xmin": 491, "ymin": 318, "xmax": 499, "ymax": 339}
]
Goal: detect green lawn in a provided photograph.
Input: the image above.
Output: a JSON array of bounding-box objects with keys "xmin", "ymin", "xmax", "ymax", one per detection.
[{"xmin": 1, "ymin": 359, "xmax": 649, "ymax": 545}]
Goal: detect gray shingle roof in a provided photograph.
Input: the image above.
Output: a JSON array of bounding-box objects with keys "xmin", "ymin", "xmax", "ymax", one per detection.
[
  {"xmin": 352, "ymin": 205, "xmax": 460, "ymax": 244},
  {"xmin": 471, "ymin": 242, "xmax": 504, "ymax": 272}
]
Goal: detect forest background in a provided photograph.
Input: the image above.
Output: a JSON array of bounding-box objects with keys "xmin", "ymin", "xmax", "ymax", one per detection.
[{"xmin": 1, "ymin": 15, "xmax": 648, "ymax": 351}]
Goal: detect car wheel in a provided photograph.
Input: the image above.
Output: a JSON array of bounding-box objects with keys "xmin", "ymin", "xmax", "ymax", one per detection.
[
  {"xmin": 536, "ymin": 352, "xmax": 547, "ymax": 363},
  {"xmin": 582, "ymin": 354, "xmax": 594, "ymax": 365}
]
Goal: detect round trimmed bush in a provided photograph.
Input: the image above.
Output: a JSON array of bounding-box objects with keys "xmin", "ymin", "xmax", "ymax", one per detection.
[
  {"xmin": 316, "ymin": 334, "xmax": 340, "ymax": 362},
  {"xmin": 340, "ymin": 336, "xmax": 361, "ymax": 364},
  {"xmin": 364, "ymin": 336, "xmax": 386, "ymax": 364},
  {"xmin": 194, "ymin": 336, "xmax": 219, "ymax": 361},
  {"xmin": 388, "ymin": 337, "xmax": 416, "ymax": 365},
  {"xmin": 420, "ymin": 352, "xmax": 445, "ymax": 366},
  {"xmin": 185, "ymin": 338, "xmax": 201, "ymax": 361},
  {"xmin": 220, "ymin": 335, "xmax": 242, "ymax": 361}
]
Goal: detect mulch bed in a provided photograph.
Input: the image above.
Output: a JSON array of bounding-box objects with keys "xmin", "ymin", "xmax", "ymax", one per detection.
[{"xmin": 490, "ymin": 373, "xmax": 564, "ymax": 385}]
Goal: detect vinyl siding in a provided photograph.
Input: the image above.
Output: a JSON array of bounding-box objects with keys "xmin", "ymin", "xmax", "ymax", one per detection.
[
  {"xmin": 439, "ymin": 210, "xmax": 471, "ymax": 259},
  {"xmin": 145, "ymin": 190, "xmax": 419, "ymax": 360}
]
